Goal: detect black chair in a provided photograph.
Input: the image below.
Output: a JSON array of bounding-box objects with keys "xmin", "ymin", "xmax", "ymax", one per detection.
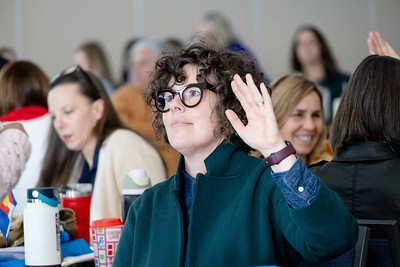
[
  {"xmin": 299, "ymin": 225, "xmax": 370, "ymax": 267},
  {"xmin": 354, "ymin": 225, "xmax": 370, "ymax": 267},
  {"xmin": 357, "ymin": 219, "xmax": 400, "ymax": 267}
]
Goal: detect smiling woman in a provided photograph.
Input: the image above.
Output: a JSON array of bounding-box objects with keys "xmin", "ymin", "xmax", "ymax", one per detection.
[{"xmin": 271, "ymin": 73, "xmax": 333, "ymax": 165}]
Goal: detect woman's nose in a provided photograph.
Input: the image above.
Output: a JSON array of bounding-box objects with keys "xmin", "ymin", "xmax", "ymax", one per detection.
[
  {"xmin": 169, "ymin": 94, "xmax": 184, "ymax": 112},
  {"xmin": 302, "ymin": 116, "xmax": 316, "ymax": 130},
  {"xmin": 53, "ymin": 116, "xmax": 64, "ymax": 130}
]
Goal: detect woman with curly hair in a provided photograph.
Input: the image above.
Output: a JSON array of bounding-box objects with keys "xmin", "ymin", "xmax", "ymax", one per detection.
[{"xmin": 113, "ymin": 43, "xmax": 357, "ymax": 267}]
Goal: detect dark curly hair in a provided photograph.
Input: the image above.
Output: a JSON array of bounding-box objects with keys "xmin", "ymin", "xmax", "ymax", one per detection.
[{"xmin": 146, "ymin": 42, "xmax": 266, "ymax": 152}]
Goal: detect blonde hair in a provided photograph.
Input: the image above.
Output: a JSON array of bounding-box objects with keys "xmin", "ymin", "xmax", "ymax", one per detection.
[
  {"xmin": 76, "ymin": 41, "xmax": 113, "ymax": 83},
  {"xmin": 271, "ymin": 73, "xmax": 329, "ymax": 165}
]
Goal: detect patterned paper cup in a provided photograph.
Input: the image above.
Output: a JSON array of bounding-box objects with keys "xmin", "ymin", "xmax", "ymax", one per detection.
[{"xmin": 90, "ymin": 218, "xmax": 124, "ymax": 267}]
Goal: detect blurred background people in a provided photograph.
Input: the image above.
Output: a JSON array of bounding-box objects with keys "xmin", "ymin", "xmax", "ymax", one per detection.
[
  {"xmin": 118, "ymin": 37, "xmax": 142, "ymax": 86},
  {"xmin": 368, "ymin": 31, "xmax": 400, "ymax": 60},
  {"xmin": 0, "ymin": 122, "xmax": 31, "ymax": 200},
  {"xmin": 74, "ymin": 41, "xmax": 115, "ymax": 96},
  {"xmin": 40, "ymin": 66, "xmax": 166, "ymax": 221},
  {"xmin": 195, "ymin": 11, "xmax": 270, "ymax": 83},
  {"xmin": 0, "ymin": 61, "xmax": 50, "ymax": 215},
  {"xmin": 165, "ymin": 37, "xmax": 184, "ymax": 51},
  {"xmin": 112, "ymin": 38, "xmax": 180, "ymax": 177},
  {"xmin": 0, "ymin": 47, "xmax": 17, "ymax": 63},
  {"xmin": 311, "ymin": 55, "xmax": 400, "ymax": 223},
  {"xmin": 291, "ymin": 25, "xmax": 350, "ymax": 124},
  {"xmin": 270, "ymin": 73, "xmax": 333, "ymax": 165},
  {"xmin": 0, "ymin": 57, "xmax": 9, "ymax": 70}
]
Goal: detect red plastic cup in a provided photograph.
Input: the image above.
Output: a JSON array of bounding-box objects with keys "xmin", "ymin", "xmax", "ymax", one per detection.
[
  {"xmin": 60, "ymin": 184, "xmax": 91, "ymax": 244},
  {"xmin": 90, "ymin": 218, "xmax": 124, "ymax": 267}
]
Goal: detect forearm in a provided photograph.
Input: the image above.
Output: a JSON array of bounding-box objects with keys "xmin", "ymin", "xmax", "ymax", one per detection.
[
  {"xmin": 272, "ymin": 158, "xmax": 319, "ymax": 208},
  {"xmin": 0, "ymin": 128, "xmax": 31, "ymax": 198},
  {"xmin": 274, "ymin": 180, "xmax": 358, "ymax": 262},
  {"xmin": 271, "ymin": 158, "xmax": 358, "ymax": 260}
]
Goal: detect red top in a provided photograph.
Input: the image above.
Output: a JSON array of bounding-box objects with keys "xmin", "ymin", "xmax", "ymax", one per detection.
[
  {"xmin": 0, "ymin": 105, "xmax": 48, "ymax": 122},
  {"xmin": 91, "ymin": 218, "xmax": 123, "ymax": 228}
]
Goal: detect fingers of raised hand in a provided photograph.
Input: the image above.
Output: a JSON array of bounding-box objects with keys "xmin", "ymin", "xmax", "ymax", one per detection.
[{"xmin": 231, "ymin": 74, "xmax": 265, "ymax": 111}]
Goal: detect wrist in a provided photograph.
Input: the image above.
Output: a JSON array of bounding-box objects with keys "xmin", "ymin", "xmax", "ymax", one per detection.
[
  {"xmin": 264, "ymin": 141, "xmax": 296, "ymax": 166},
  {"xmin": 259, "ymin": 139, "xmax": 286, "ymax": 158}
]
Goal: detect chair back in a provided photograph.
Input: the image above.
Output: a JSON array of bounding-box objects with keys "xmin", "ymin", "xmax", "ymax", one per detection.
[
  {"xmin": 298, "ymin": 225, "xmax": 370, "ymax": 267},
  {"xmin": 357, "ymin": 219, "xmax": 400, "ymax": 267}
]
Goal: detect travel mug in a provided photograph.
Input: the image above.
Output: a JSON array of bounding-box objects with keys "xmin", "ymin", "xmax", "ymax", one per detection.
[
  {"xmin": 121, "ymin": 169, "xmax": 151, "ymax": 222},
  {"xmin": 24, "ymin": 187, "xmax": 61, "ymax": 267}
]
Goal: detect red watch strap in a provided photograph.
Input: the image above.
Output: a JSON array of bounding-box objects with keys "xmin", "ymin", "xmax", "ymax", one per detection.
[{"xmin": 264, "ymin": 141, "xmax": 296, "ymax": 166}]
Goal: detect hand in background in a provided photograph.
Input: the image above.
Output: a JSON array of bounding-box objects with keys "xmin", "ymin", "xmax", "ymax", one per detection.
[{"xmin": 368, "ymin": 32, "xmax": 399, "ymax": 60}]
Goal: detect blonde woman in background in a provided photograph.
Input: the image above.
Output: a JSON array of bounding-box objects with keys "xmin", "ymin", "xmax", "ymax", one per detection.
[
  {"xmin": 74, "ymin": 41, "xmax": 115, "ymax": 95},
  {"xmin": 271, "ymin": 73, "xmax": 333, "ymax": 165}
]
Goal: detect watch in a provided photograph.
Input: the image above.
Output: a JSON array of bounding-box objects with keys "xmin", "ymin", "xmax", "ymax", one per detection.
[{"xmin": 264, "ymin": 141, "xmax": 296, "ymax": 166}]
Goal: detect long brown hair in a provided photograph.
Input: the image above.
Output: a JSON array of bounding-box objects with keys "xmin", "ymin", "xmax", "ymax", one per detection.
[
  {"xmin": 0, "ymin": 61, "xmax": 49, "ymax": 116},
  {"xmin": 38, "ymin": 66, "xmax": 124, "ymax": 187},
  {"xmin": 331, "ymin": 55, "xmax": 400, "ymax": 156},
  {"xmin": 291, "ymin": 25, "xmax": 339, "ymax": 82}
]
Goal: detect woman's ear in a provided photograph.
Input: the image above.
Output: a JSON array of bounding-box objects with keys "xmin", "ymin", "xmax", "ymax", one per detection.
[{"xmin": 93, "ymin": 99, "xmax": 105, "ymax": 121}]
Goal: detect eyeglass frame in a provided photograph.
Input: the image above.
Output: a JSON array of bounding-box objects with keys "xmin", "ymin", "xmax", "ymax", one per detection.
[{"xmin": 153, "ymin": 81, "xmax": 215, "ymax": 113}]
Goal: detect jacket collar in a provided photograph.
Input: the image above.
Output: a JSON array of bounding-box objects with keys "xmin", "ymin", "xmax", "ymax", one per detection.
[
  {"xmin": 171, "ymin": 142, "xmax": 248, "ymax": 192},
  {"xmin": 334, "ymin": 141, "xmax": 398, "ymax": 162}
]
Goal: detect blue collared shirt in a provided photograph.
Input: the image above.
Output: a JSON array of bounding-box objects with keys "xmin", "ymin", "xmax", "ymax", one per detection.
[{"xmin": 271, "ymin": 157, "xmax": 319, "ymax": 209}]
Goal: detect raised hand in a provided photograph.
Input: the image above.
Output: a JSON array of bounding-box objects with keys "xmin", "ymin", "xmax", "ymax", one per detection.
[
  {"xmin": 368, "ymin": 32, "xmax": 399, "ymax": 60},
  {"xmin": 225, "ymin": 74, "xmax": 285, "ymax": 156}
]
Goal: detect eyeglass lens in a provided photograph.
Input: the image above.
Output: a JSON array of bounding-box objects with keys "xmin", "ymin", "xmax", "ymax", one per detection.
[{"xmin": 156, "ymin": 85, "xmax": 202, "ymax": 112}]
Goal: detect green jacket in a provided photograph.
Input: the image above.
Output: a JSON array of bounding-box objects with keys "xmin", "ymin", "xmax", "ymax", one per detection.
[{"xmin": 113, "ymin": 143, "xmax": 357, "ymax": 267}]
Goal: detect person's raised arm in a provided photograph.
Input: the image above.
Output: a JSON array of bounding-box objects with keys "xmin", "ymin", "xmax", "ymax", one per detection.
[
  {"xmin": 225, "ymin": 74, "xmax": 296, "ymax": 173},
  {"xmin": 368, "ymin": 31, "xmax": 399, "ymax": 60},
  {"xmin": 0, "ymin": 123, "xmax": 31, "ymax": 199}
]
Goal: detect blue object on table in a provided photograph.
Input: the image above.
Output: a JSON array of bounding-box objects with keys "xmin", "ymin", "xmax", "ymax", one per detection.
[
  {"xmin": 0, "ymin": 258, "xmax": 24, "ymax": 267},
  {"xmin": 61, "ymin": 239, "xmax": 93, "ymax": 258},
  {"xmin": 0, "ymin": 238, "xmax": 92, "ymax": 267}
]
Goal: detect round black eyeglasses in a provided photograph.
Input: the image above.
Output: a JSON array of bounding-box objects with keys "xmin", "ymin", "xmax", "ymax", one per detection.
[{"xmin": 153, "ymin": 82, "xmax": 215, "ymax": 113}]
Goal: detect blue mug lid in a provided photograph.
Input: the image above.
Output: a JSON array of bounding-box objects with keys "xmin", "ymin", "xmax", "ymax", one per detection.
[
  {"xmin": 27, "ymin": 187, "xmax": 59, "ymax": 207},
  {"xmin": 27, "ymin": 187, "xmax": 55, "ymax": 200}
]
